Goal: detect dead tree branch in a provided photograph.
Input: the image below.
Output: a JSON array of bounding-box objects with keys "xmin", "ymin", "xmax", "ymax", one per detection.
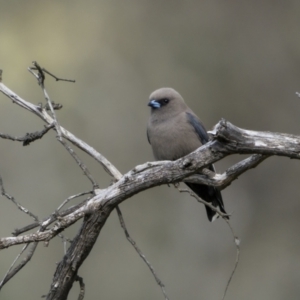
[
  {"xmin": 1, "ymin": 65, "xmax": 300, "ymax": 300},
  {"xmin": 116, "ymin": 206, "xmax": 169, "ymax": 300},
  {"xmin": 0, "ymin": 125, "xmax": 54, "ymax": 146},
  {"xmin": 0, "ymin": 243, "xmax": 38, "ymax": 289},
  {"xmin": 184, "ymin": 154, "xmax": 269, "ymax": 189}
]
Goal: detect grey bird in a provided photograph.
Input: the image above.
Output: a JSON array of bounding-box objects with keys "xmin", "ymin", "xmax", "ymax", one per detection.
[{"xmin": 147, "ymin": 87, "xmax": 228, "ymax": 221}]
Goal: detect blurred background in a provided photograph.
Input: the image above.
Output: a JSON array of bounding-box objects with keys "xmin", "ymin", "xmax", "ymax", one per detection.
[{"xmin": 1, "ymin": 1, "xmax": 300, "ymax": 299}]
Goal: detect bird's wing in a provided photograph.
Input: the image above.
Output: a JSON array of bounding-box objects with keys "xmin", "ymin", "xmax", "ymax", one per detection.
[
  {"xmin": 146, "ymin": 127, "xmax": 151, "ymax": 144},
  {"xmin": 186, "ymin": 111, "xmax": 216, "ymax": 172},
  {"xmin": 186, "ymin": 112, "xmax": 209, "ymax": 144}
]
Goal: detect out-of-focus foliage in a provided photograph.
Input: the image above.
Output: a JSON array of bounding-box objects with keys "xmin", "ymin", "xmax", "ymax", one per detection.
[{"xmin": 1, "ymin": 1, "xmax": 300, "ymax": 299}]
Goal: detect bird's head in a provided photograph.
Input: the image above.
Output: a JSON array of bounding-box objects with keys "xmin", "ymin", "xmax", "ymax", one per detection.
[{"xmin": 148, "ymin": 88, "xmax": 187, "ymax": 117}]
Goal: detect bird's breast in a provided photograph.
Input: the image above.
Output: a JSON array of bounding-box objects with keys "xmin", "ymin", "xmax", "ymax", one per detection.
[{"xmin": 148, "ymin": 118, "xmax": 202, "ymax": 161}]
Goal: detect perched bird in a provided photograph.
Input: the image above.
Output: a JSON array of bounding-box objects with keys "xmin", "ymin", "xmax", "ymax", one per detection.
[{"xmin": 147, "ymin": 87, "xmax": 228, "ymax": 221}]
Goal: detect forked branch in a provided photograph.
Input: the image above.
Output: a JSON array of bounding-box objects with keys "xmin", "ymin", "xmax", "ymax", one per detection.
[{"xmin": 1, "ymin": 66, "xmax": 300, "ymax": 300}]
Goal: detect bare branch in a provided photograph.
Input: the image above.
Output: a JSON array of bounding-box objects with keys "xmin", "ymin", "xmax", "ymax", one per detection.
[
  {"xmin": 184, "ymin": 154, "xmax": 269, "ymax": 189},
  {"xmin": 0, "ymin": 206, "xmax": 86, "ymax": 248},
  {"xmin": 57, "ymin": 138, "xmax": 99, "ymax": 189},
  {"xmin": 222, "ymin": 230, "xmax": 240, "ymax": 300},
  {"xmin": 29, "ymin": 62, "xmax": 63, "ymax": 138},
  {"xmin": 29, "ymin": 62, "xmax": 75, "ymax": 83},
  {"xmin": 0, "ymin": 175, "xmax": 39, "ymax": 222},
  {"xmin": 12, "ymin": 197, "xmax": 90, "ymax": 236},
  {"xmin": 177, "ymin": 187, "xmax": 231, "ymax": 219},
  {"xmin": 210, "ymin": 119, "xmax": 300, "ymax": 158},
  {"xmin": 42, "ymin": 101, "xmax": 63, "ymax": 111},
  {"xmin": 0, "ymin": 71, "xmax": 122, "ymax": 179},
  {"xmin": 177, "ymin": 187, "xmax": 240, "ymax": 300},
  {"xmin": 116, "ymin": 206, "xmax": 169, "ymax": 300},
  {"xmin": 28, "ymin": 63, "xmax": 99, "ymax": 202},
  {"xmin": 0, "ymin": 243, "xmax": 38, "ymax": 288},
  {"xmin": 56, "ymin": 191, "xmax": 93, "ymax": 212},
  {"xmin": 0, "ymin": 80, "xmax": 45, "ymax": 117},
  {"xmin": 1, "ymin": 66, "xmax": 300, "ymax": 299},
  {"xmin": 75, "ymin": 275, "xmax": 85, "ymax": 300},
  {"xmin": 45, "ymin": 212, "xmax": 108, "ymax": 299},
  {"xmin": 0, "ymin": 124, "xmax": 54, "ymax": 146},
  {"xmin": 1, "ymin": 124, "xmax": 300, "ymax": 249}
]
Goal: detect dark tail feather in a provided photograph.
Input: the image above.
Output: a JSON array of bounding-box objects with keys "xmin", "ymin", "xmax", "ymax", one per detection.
[{"xmin": 185, "ymin": 182, "xmax": 228, "ymax": 222}]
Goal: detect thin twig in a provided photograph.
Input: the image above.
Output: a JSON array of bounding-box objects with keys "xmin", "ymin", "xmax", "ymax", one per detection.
[
  {"xmin": 0, "ymin": 175, "xmax": 39, "ymax": 222},
  {"xmin": 0, "ymin": 243, "xmax": 29, "ymax": 288},
  {"xmin": 176, "ymin": 186, "xmax": 230, "ymax": 219},
  {"xmin": 177, "ymin": 187, "xmax": 239, "ymax": 300},
  {"xmin": 29, "ymin": 63, "xmax": 99, "ymax": 188},
  {"xmin": 75, "ymin": 275, "xmax": 85, "ymax": 300},
  {"xmin": 41, "ymin": 101, "xmax": 63, "ymax": 111},
  {"xmin": 0, "ymin": 76, "xmax": 122, "ymax": 179},
  {"xmin": 184, "ymin": 154, "xmax": 269, "ymax": 190},
  {"xmin": 0, "ymin": 242, "xmax": 38, "ymax": 288},
  {"xmin": 12, "ymin": 223, "xmax": 40, "ymax": 236},
  {"xmin": 12, "ymin": 197, "xmax": 90, "ymax": 236},
  {"xmin": 0, "ymin": 124, "xmax": 54, "ymax": 146},
  {"xmin": 116, "ymin": 206, "xmax": 169, "ymax": 300},
  {"xmin": 57, "ymin": 233, "xmax": 72, "ymax": 253},
  {"xmin": 57, "ymin": 191, "xmax": 93, "ymax": 212},
  {"xmin": 31, "ymin": 62, "xmax": 63, "ymax": 137},
  {"xmin": 30, "ymin": 61, "xmax": 45, "ymax": 85},
  {"xmin": 58, "ymin": 139, "xmax": 99, "ymax": 189},
  {"xmin": 221, "ymin": 220, "xmax": 240, "ymax": 300},
  {"xmin": 39, "ymin": 68, "xmax": 75, "ymax": 83}
]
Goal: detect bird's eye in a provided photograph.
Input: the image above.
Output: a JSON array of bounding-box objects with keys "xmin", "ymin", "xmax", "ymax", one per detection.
[{"xmin": 163, "ymin": 98, "xmax": 169, "ymax": 104}]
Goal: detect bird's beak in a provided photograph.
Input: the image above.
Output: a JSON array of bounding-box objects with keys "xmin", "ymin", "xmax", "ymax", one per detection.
[{"xmin": 148, "ymin": 99, "xmax": 161, "ymax": 109}]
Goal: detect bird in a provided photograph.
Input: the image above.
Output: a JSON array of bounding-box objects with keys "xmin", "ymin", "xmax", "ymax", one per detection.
[{"xmin": 147, "ymin": 87, "xmax": 228, "ymax": 221}]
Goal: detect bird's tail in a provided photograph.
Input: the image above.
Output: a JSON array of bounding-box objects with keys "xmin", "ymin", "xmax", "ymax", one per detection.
[{"xmin": 185, "ymin": 183, "xmax": 228, "ymax": 222}]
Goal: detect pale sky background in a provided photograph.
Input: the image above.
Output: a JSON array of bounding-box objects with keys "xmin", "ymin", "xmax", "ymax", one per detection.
[{"xmin": 1, "ymin": 1, "xmax": 300, "ymax": 300}]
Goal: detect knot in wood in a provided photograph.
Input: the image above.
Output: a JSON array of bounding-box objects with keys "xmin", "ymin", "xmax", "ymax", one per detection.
[{"xmin": 182, "ymin": 159, "xmax": 193, "ymax": 169}]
